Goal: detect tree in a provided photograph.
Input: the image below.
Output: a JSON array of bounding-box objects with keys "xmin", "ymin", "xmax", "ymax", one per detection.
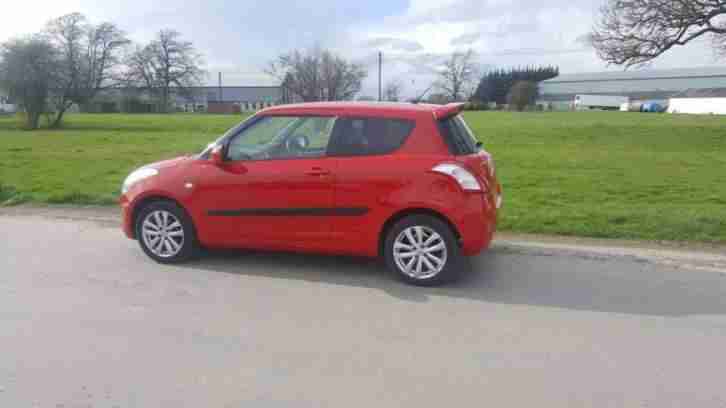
[
  {"xmin": 506, "ymin": 81, "xmax": 538, "ymax": 111},
  {"xmin": 44, "ymin": 13, "xmax": 129, "ymax": 127},
  {"xmin": 426, "ymin": 93, "xmax": 451, "ymax": 104},
  {"xmin": 0, "ymin": 37, "xmax": 60, "ymax": 129},
  {"xmin": 383, "ymin": 80, "xmax": 403, "ymax": 102},
  {"xmin": 590, "ymin": 0, "xmax": 726, "ymax": 67},
  {"xmin": 124, "ymin": 29, "xmax": 205, "ymax": 112},
  {"xmin": 268, "ymin": 47, "xmax": 367, "ymax": 102},
  {"xmin": 474, "ymin": 66, "xmax": 558, "ymax": 105},
  {"xmin": 435, "ymin": 49, "xmax": 478, "ymax": 102}
]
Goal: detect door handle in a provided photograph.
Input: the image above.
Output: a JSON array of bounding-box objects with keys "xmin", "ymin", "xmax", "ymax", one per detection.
[{"xmin": 305, "ymin": 167, "xmax": 331, "ymax": 176}]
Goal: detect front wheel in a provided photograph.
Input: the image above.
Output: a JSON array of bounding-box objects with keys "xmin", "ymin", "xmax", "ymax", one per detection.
[
  {"xmin": 383, "ymin": 215, "xmax": 462, "ymax": 286},
  {"xmin": 135, "ymin": 201, "xmax": 199, "ymax": 264}
]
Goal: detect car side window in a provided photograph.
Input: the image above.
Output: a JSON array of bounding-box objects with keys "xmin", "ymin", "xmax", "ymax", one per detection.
[
  {"xmin": 437, "ymin": 115, "xmax": 479, "ymax": 155},
  {"xmin": 329, "ymin": 118, "xmax": 415, "ymax": 157},
  {"xmin": 227, "ymin": 116, "xmax": 336, "ymax": 161}
]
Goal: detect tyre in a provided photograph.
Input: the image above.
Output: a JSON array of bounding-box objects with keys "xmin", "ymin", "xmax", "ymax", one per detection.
[
  {"xmin": 135, "ymin": 200, "xmax": 199, "ymax": 264},
  {"xmin": 383, "ymin": 214, "xmax": 462, "ymax": 286}
]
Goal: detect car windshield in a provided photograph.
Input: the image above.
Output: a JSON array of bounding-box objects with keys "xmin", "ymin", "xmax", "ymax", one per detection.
[{"xmin": 197, "ymin": 114, "xmax": 258, "ymax": 159}]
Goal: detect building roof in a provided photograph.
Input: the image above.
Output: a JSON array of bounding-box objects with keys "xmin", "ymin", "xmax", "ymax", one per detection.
[
  {"xmin": 670, "ymin": 88, "xmax": 726, "ymax": 98},
  {"xmin": 543, "ymin": 67, "xmax": 726, "ymax": 84},
  {"xmin": 202, "ymin": 86, "xmax": 281, "ymax": 102}
]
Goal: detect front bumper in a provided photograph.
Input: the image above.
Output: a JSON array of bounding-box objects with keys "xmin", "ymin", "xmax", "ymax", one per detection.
[{"xmin": 119, "ymin": 194, "xmax": 135, "ymax": 239}]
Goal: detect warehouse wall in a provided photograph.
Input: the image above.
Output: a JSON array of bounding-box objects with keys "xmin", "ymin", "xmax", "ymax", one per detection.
[{"xmin": 668, "ymin": 98, "xmax": 726, "ymax": 115}]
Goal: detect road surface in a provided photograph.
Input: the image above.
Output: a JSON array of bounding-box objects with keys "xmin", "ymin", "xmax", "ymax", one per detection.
[{"xmin": 2, "ymin": 210, "xmax": 726, "ymax": 407}]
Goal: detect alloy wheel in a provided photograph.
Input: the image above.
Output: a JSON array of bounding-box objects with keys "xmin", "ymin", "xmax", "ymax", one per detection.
[
  {"xmin": 141, "ymin": 210, "xmax": 185, "ymax": 258},
  {"xmin": 393, "ymin": 225, "xmax": 448, "ymax": 280}
]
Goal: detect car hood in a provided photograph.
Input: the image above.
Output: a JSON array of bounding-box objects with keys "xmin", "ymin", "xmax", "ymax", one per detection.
[{"xmin": 145, "ymin": 155, "xmax": 191, "ymax": 170}]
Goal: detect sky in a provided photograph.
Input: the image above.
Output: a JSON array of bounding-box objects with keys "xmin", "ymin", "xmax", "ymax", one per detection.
[{"xmin": 2, "ymin": 0, "xmax": 723, "ymax": 98}]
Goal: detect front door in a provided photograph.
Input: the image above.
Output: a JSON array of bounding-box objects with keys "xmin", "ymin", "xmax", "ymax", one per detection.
[{"xmin": 193, "ymin": 115, "xmax": 337, "ymax": 250}]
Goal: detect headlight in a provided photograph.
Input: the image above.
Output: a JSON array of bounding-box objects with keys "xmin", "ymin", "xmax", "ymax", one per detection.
[
  {"xmin": 121, "ymin": 167, "xmax": 158, "ymax": 194},
  {"xmin": 432, "ymin": 163, "xmax": 482, "ymax": 192}
]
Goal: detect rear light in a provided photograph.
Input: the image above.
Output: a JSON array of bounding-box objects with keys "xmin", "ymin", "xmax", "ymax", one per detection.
[{"xmin": 432, "ymin": 163, "xmax": 483, "ymax": 192}]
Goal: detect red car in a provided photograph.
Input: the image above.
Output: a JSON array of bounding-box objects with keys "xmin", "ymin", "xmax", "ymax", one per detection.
[{"xmin": 120, "ymin": 102, "xmax": 502, "ymax": 285}]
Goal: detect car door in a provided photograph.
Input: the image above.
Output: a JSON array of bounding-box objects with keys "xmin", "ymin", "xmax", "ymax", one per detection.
[
  {"xmin": 326, "ymin": 116, "xmax": 417, "ymax": 255},
  {"xmin": 192, "ymin": 115, "xmax": 337, "ymax": 250}
]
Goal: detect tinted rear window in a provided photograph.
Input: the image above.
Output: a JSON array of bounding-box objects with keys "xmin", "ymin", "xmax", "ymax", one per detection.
[
  {"xmin": 329, "ymin": 118, "xmax": 415, "ymax": 156},
  {"xmin": 438, "ymin": 115, "xmax": 479, "ymax": 155}
]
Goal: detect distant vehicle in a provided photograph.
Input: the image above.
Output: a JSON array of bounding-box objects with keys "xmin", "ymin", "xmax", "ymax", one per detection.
[
  {"xmin": 641, "ymin": 102, "xmax": 665, "ymax": 113},
  {"xmin": 0, "ymin": 103, "xmax": 16, "ymax": 114},
  {"xmin": 574, "ymin": 95, "xmax": 629, "ymax": 110},
  {"xmin": 119, "ymin": 102, "xmax": 502, "ymax": 286}
]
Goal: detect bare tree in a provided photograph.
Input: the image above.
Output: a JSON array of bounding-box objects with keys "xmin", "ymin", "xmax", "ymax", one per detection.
[
  {"xmin": 44, "ymin": 13, "xmax": 129, "ymax": 126},
  {"xmin": 0, "ymin": 37, "xmax": 60, "ymax": 129},
  {"xmin": 410, "ymin": 83, "xmax": 435, "ymax": 104},
  {"xmin": 435, "ymin": 49, "xmax": 478, "ymax": 102},
  {"xmin": 268, "ymin": 47, "xmax": 367, "ymax": 102},
  {"xmin": 125, "ymin": 30, "xmax": 205, "ymax": 112},
  {"xmin": 590, "ymin": 0, "xmax": 726, "ymax": 67},
  {"xmin": 383, "ymin": 80, "xmax": 403, "ymax": 102},
  {"xmin": 506, "ymin": 81, "xmax": 538, "ymax": 111}
]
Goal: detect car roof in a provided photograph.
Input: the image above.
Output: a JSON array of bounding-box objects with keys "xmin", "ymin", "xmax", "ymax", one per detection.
[{"xmin": 260, "ymin": 101, "xmax": 465, "ymax": 120}]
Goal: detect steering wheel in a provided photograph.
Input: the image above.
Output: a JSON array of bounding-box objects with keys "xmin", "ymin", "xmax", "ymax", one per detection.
[{"xmin": 285, "ymin": 134, "xmax": 310, "ymax": 154}]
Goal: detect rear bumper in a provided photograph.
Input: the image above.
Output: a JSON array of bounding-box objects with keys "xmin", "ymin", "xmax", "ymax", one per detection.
[{"xmin": 455, "ymin": 192, "xmax": 498, "ymax": 256}]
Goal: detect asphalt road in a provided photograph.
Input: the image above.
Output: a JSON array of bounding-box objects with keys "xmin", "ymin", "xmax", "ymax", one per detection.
[{"xmin": 2, "ymin": 214, "xmax": 726, "ymax": 407}]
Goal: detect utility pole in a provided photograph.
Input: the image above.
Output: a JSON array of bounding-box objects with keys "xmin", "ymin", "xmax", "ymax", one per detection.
[
  {"xmin": 218, "ymin": 72, "xmax": 223, "ymax": 102},
  {"xmin": 378, "ymin": 51, "xmax": 382, "ymax": 102}
]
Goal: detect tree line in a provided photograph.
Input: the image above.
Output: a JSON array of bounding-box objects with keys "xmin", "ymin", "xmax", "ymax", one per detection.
[
  {"xmin": 473, "ymin": 66, "xmax": 559, "ymax": 106},
  {"xmin": 422, "ymin": 51, "xmax": 559, "ymax": 110},
  {"xmin": 0, "ymin": 13, "xmax": 204, "ymax": 129}
]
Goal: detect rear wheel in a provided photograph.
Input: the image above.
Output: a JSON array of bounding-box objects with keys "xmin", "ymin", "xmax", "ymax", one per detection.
[
  {"xmin": 384, "ymin": 215, "xmax": 462, "ymax": 286},
  {"xmin": 135, "ymin": 201, "xmax": 199, "ymax": 264}
]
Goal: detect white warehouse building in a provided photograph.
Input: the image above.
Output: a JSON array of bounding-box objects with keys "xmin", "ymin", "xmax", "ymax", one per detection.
[{"xmin": 539, "ymin": 67, "xmax": 726, "ymax": 111}]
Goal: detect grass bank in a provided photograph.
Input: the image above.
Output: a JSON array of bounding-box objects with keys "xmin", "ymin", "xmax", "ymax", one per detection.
[
  {"xmin": 468, "ymin": 111, "xmax": 726, "ymax": 242},
  {"xmin": 1, "ymin": 111, "xmax": 725, "ymax": 242},
  {"xmin": 0, "ymin": 113, "xmax": 243, "ymax": 204}
]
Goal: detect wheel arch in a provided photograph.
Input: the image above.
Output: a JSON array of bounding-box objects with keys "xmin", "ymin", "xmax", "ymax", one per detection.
[
  {"xmin": 378, "ymin": 208, "xmax": 461, "ymax": 257},
  {"xmin": 130, "ymin": 195, "xmax": 191, "ymax": 239}
]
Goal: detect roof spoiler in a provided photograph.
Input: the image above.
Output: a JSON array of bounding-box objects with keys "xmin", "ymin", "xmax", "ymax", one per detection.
[{"xmin": 432, "ymin": 102, "xmax": 466, "ymax": 120}]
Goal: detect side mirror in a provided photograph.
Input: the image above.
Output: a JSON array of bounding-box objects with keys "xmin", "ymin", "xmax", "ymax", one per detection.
[{"xmin": 210, "ymin": 145, "xmax": 224, "ymax": 165}]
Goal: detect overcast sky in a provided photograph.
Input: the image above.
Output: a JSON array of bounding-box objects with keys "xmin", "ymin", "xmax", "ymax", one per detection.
[{"xmin": 2, "ymin": 0, "xmax": 722, "ymax": 97}]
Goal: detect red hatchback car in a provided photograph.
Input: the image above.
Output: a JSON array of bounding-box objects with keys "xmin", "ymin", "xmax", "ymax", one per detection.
[{"xmin": 120, "ymin": 102, "xmax": 501, "ymax": 285}]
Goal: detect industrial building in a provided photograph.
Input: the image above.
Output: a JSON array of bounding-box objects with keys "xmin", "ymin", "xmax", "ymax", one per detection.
[
  {"xmin": 82, "ymin": 86, "xmax": 284, "ymax": 113},
  {"xmin": 539, "ymin": 67, "xmax": 726, "ymax": 110},
  {"xmin": 668, "ymin": 88, "xmax": 726, "ymax": 115}
]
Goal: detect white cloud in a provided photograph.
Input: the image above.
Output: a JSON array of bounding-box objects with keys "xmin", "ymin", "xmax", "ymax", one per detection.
[
  {"xmin": 0, "ymin": 0, "xmax": 83, "ymax": 40},
  {"xmin": 2, "ymin": 0, "xmax": 724, "ymax": 98}
]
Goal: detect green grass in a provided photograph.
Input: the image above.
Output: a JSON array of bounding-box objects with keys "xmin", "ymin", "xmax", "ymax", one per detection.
[
  {"xmin": 1, "ymin": 111, "xmax": 725, "ymax": 242},
  {"xmin": 0, "ymin": 113, "xmax": 244, "ymax": 204},
  {"xmin": 465, "ymin": 111, "xmax": 726, "ymax": 242}
]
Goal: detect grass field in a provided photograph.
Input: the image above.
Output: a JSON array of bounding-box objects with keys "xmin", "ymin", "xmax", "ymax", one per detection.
[{"xmin": 1, "ymin": 111, "xmax": 725, "ymax": 242}]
